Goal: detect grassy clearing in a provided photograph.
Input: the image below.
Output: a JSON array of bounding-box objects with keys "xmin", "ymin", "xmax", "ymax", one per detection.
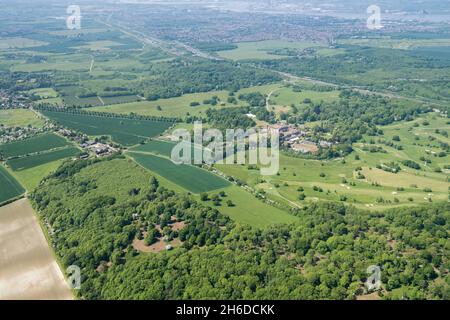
[
  {"xmin": 0, "ymin": 133, "xmax": 70, "ymax": 158},
  {"xmin": 7, "ymin": 146, "xmax": 80, "ymax": 171},
  {"xmin": 41, "ymin": 110, "xmax": 174, "ymax": 146},
  {"xmin": 217, "ymin": 40, "xmax": 344, "ymax": 60},
  {"xmin": 209, "ymin": 185, "xmax": 298, "ymax": 228},
  {"xmin": 90, "ymin": 90, "xmax": 244, "ymax": 118},
  {"xmin": 0, "ymin": 109, "xmax": 45, "ymax": 128},
  {"xmin": 0, "ymin": 164, "xmax": 25, "ymax": 204},
  {"xmin": 27, "ymin": 88, "xmax": 59, "ymax": 99},
  {"xmin": 270, "ymin": 86, "xmax": 340, "ymax": 107}
]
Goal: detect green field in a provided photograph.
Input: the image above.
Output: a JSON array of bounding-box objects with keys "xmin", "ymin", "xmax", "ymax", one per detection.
[
  {"xmin": 217, "ymin": 40, "xmax": 344, "ymax": 60},
  {"xmin": 90, "ymin": 90, "xmax": 245, "ymax": 118},
  {"xmin": 0, "ymin": 165, "xmax": 25, "ymax": 204},
  {"xmin": 270, "ymin": 86, "xmax": 340, "ymax": 107},
  {"xmin": 129, "ymin": 139, "xmax": 204, "ymax": 159},
  {"xmin": 0, "ymin": 133, "xmax": 70, "ymax": 158},
  {"xmin": 27, "ymin": 87, "xmax": 59, "ymax": 99},
  {"xmin": 13, "ymin": 160, "xmax": 63, "ymax": 191},
  {"xmin": 90, "ymin": 82, "xmax": 342, "ymax": 120},
  {"xmin": 90, "ymin": 83, "xmax": 311, "ymax": 119},
  {"xmin": 130, "ymin": 139, "xmax": 176, "ymax": 157},
  {"xmin": 40, "ymin": 110, "xmax": 174, "ymax": 146},
  {"xmin": 7, "ymin": 146, "xmax": 80, "ymax": 171},
  {"xmin": 0, "ymin": 109, "xmax": 45, "ymax": 128},
  {"xmin": 213, "ymin": 185, "xmax": 298, "ymax": 227},
  {"xmin": 128, "ymin": 152, "xmax": 230, "ymax": 194}
]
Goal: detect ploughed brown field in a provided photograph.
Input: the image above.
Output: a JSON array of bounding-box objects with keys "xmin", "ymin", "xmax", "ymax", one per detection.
[{"xmin": 0, "ymin": 199, "xmax": 73, "ymax": 300}]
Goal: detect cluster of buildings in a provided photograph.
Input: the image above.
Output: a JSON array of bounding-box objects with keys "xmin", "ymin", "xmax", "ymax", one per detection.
[
  {"xmin": 57, "ymin": 128, "xmax": 118, "ymax": 158},
  {"xmin": 80, "ymin": 140, "xmax": 118, "ymax": 158},
  {"xmin": 0, "ymin": 126, "xmax": 44, "ymax": 144},
  {"xmin": 268, "ymin": 122, "xmax": 332, "ymax": 154},
  {"xmin": 0, "ymin": 91, "xmax": 31, "ymax": 109}
]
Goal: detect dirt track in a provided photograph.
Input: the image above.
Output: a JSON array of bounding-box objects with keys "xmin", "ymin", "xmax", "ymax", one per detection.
[{"xmin": 0, "ymin": 199, "xmax": 73, "ymax": 300}]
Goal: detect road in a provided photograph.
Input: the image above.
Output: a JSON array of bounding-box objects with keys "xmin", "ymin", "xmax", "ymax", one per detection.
[
  {"xmin": 266, "ymin": 88, "xmax": 280, "ymax": 111},
  {"xmin": 89, "ymin": 55, "xmax": 95, "ymax": 73},
  {"xmin": 102, "ymin": 18, "xmax": 447, "ymax": 110},
  {"xmin": 99, "ymin": 20, "xmax": 221, "ymax": 60},
  {"xmin": 268, "ymin": 69, "xmax": 448, "ymax": 110},
  {"xmin": 99, "ymin": 20, "xmax": 181, "ymax": 56}
]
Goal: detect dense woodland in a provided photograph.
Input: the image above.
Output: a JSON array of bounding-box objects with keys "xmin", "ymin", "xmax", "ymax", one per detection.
[
  {"xmin": 143, "ymin": 59, "xmax": 281, "ymax": 100},
  {"xmin": 30, "ymin": 157, "xmax": 449, "ymax": 300},
  {"xmin": 203, "ymin": 107, "xmax": 256, "ymax": 130}
]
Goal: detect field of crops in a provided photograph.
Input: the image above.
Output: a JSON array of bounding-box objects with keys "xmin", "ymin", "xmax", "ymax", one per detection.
[
  {"xmin": 0, "ymin": 165, "xmax": 25, "ymax": 204},
  {"xmin": 130, "ymin": 140, "xmax": 176, "ymax": 157},
  {"xmin": 0, "ymin": 133, "xmax": 70, "ymax": 158},
  {"xmin": 217, "ymin": 40, "xmax": 345, "ymax": 60},
  {"xmin": 0, "ymin": 199, "xmax": 73, "ymax": 299},
  {"xmin": 130, "ymin": 139, "xmax": 204, "ymax": 159},
  {"xmin": 7, "ymin": 146, "xmax": 80, "ymax": 171},
  {"xmin": 41, "ymin": 110, "xmax": 174, "ymax": 146},
  {"xmin": 91, "ymin": 90, "xmax": 244, "ymax": 118},
  {"xmin": 128, "ymin": 152, "xmax": 230, "ymax": 193}
]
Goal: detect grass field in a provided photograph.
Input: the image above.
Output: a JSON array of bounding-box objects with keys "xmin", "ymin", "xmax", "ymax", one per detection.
[
  {"xmin": 13, "ymin": 160, "xmax": 63, "ymax": 191},
  {"xmin": 270, "ymin": 86, "xmax": 340, "ymax": 107},
  {"xmin": 216, "ymin": 114, "xmax": 449, "ymax": 210},
  {"xmin": 7, "ymin": 146, "xmax": 80, "ymax": 171},
  {"xmin": 90, "ymin": 90, "xmax": 245, "ymax": 118},
  {"xmin": 212, "ymin": 185, "xmax": 298, "ymax": 227},
  {"xmin": 27, "ymin": 88, "xmax": 61, "ymax": 105},
  {"xmin": 0, "ymin": 109, "xmax": 45, "ymax": 128},
  {"xmin": 217, "ymin": 40, "xmax": 344, "ymax": 60},
  {"xmin": 40, "ymin": 110, "xmax": 174, "ymax": 146},
  {"xmin": 128, "ymin": 152, "xmax": 230, "ymax": 194},
  {"xmin": 90, "ymin": 82, "xmax": 343, "ymax": 120},
  {"xmin": 0, "ymin": 164, "xmax": 25, "ymax": 204},
  {"xmin": 130, "ymin": 139, "xmax": 176, "ymax": 157},
  {"xmin": 27, "ymin": 87, "xmax": 59, "ymax": 99},
  {"xmin": 0, "ymin": 133, "xmax": 70, "ymax": 158},
  {"xmin": 0, "ymin": 37, "xmax": 47, "ymax": 49}
]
